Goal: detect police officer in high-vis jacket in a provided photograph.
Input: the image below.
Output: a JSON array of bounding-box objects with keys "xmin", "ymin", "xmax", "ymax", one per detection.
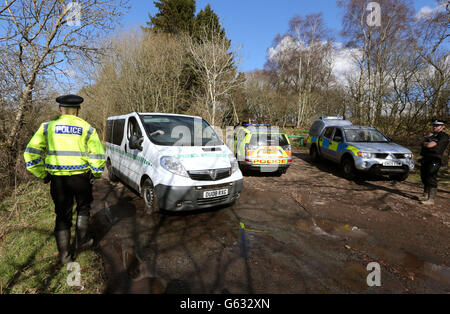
[
  {"xmin": 24, "ymin": 95, "xmax": 105, "ymax": 264},
  {"xmin": 420, "ymin": 119, "xmax": 449, "ymax": 205}
]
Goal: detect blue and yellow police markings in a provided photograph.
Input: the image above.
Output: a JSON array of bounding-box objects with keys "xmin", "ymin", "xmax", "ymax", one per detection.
[
  {"xmin": 318, "ymin": 140, "xmax": 360, "ymax": 156},
  {"xmin": 307, "ymin": 136, "xmax": 318, "ymax": 144}
]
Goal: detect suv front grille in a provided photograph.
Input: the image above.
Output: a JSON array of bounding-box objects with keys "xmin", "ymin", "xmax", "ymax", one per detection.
[
  {"xmin": 188, "ymin": 168, "xmax": 231, "ymax": 181},
  {"xmin": 375, "ymin": 153, "xmax": 389, "ymax": 159},
  {"xmin": 393, "ymin": 154, "xmax": 406, "ymax": 159}
]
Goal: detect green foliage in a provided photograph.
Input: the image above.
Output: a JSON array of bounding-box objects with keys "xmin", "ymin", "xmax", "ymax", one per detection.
[
  {"xmin": 146, "ymin": 0, "xmax": 196, "ymax": 35},
  {"xmin": 193, "ymin": 4, "xmax": 228, "ymax": 43},
  {"xmin": 145, "ymin": 1, "xmax": 229, "ymax": 44},
  {"xmin": 0, "ymin": 181, "xmax": 105, "ymax": 294}
]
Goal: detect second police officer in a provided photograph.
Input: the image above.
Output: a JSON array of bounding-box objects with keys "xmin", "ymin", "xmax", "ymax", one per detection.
[{"xmin": 419, "ymin": 119, "xmax": 449, "ymax": 205}]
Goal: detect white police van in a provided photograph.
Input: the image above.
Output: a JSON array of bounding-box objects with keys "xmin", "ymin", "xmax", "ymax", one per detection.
[{"xmin": 105, "ymin": 113, "xmax": 243, "ymax": 213}]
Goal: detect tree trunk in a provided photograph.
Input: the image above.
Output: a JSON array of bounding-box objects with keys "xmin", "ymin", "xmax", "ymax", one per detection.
[{"xmin": 7, "ymin": 85, "xmax": 33, "ymax": 148}]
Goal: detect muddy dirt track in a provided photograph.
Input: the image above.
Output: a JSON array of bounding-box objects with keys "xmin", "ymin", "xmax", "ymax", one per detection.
[{"xmin": 89, "ymin": 147, "xmax": 450, "ymax": 294}]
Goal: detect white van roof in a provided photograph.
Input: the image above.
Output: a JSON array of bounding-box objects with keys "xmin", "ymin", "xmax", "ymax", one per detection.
[{"xmin": 107, "ymin": 113, "xmax": 203, "ymax": 120}]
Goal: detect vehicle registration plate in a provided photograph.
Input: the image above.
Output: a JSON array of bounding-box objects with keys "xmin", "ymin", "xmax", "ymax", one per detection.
[
  {"xmin": 253, "ymin": 159, "xmax": 287, "ymax": 165},
  {"xmin": 203, "ymin": 189, "xmax": 229, "ymax": 199},
  {"xmin": 260, "ymin": 150, "xmax": 279, "ymax": 155},
  {"xmin": 383, "ymin": 161, "xmax": 402, "ymax": 167}
]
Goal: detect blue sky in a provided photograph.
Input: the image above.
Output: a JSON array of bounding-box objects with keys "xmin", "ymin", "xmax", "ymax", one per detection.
[{"xmin": 119, "ymin": 0, "xmax": 442, "ymax": 72}]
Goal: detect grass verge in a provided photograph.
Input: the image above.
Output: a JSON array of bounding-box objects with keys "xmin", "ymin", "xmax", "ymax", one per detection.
[{"xmin": 0, "ymin": 180, "xmax": 105, "ymax": 294}]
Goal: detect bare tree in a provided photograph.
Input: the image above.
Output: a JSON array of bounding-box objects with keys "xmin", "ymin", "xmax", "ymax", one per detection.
[
  {"xmin": 412, "ymin": 0, "xmax": 449, "ymax": 117},
  {"xmin": 265, "ymin": 13, "xmax": 333, "ymax": 128},
  {"xmin": 338, "ymin": 0, "xmax": 415, "ymax": 126},
  {"xmin": 0, "ymin": 0, "xmax": 129, "ymax": 151},
  {"xmin": 186, "ymin": 23, "xmax": 244, "ymax": 126},
  {"xmin": 80, "ymin": 30, "xmax": 190, "ymax": 138}
]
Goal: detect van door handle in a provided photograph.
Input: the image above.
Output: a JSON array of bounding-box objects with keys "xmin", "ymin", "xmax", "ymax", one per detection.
[{"xmin": 125, "ymin": 144, "xmax": 127, "ymax": 153}]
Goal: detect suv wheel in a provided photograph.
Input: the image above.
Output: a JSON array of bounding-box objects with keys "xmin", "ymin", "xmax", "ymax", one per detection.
[
  {"xmin": 310, "ymin": 146, "xmax": 320, "ymax": 163},
  {"xmin": 342, "ymin": 157, "xmax": 356, "ymax": 179},
  {"xmin": 141, "ymin": 178, "xmax": 158, "ymax": 214},
  {"xmin": 106, "ymin": 159, "xmax": 118, "ymax": 182}
]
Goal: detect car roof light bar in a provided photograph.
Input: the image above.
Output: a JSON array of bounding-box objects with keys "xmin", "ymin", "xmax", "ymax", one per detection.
[{"xmin": 320, "ymin": 116, "xmax": 344, "ymax": 120}]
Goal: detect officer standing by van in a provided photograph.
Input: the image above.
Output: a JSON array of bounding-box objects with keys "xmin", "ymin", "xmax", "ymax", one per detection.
[
  {"xmin": 24, "ymin": 95, "xmax": 106, "ymax": 264},
  {"xmin": 420, "ymin": 119, "xmax": 449, "ymax": 205}
]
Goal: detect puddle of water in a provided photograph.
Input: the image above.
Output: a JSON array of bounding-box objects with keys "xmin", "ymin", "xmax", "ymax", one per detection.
[
  {"xmin": 423, "ymin": 263, "xmax": 450, "ymax": 284},
  {"xmin": 294, "ymin": 217, "xmax": 450, "ymax": 288},
  {"xmin": 369, "ymin": 246, "xmax": 450, "ymax": 286},
  {"xmin": 295, "ymin": 217, "xmax": 367, "ymax": 240}
]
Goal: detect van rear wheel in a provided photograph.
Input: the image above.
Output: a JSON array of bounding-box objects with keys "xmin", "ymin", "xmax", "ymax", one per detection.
[{"xmin": 141, "ymin": 178, "xmax": 158, "ymax": 214}]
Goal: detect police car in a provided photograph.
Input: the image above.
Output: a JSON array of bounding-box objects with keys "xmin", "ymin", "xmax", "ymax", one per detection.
[
  {"xmin": 307, "ymin": 118, "xmax": 414, "ymax": 180},
  {"xmin": 234, "ymin": 124, "xmax": 292, "ymax": 175},
  {"xmin": 105, "ymin": 113, "xmax": 243, "ymax": 213}
]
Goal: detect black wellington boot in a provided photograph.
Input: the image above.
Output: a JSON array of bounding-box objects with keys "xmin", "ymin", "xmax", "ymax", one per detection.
[
  {"xmin": 75, "ymin": 215, "xmax": 94, "ymax": 253},
  {"xmin": 421, "ymin": 188, "xmax": 437, "ymax": 206},
  {"xmin": 55, "ymin": 230, "xmax": 73, "ymax": 265},
  {"xmin": 420, "ymin": 186, "xmax": 429, "ymax": 201}
]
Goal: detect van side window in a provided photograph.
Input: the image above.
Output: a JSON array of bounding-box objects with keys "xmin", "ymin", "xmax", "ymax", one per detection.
[
  {"xmin": 106, "ymin": 120, "xmax": 113, "ymax": 143},
  {"xmin": 112, "ymin": 119, "xmax": 125, "ymax": 146},
  {"xmin": 323, "ymin": 127, "xmax": 334, "ymax": 139},
  {"xmin": 127, "ymin": 117, "xmax": 142, "ymax": 140}
]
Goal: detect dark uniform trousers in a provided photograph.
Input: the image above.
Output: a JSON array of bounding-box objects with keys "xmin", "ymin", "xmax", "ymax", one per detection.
[
  {"xmin": 50, "ymin": 173, "xmax": 93, "ymax": 231},
  {"xmin": 420, "ymin": 158, "xmax": 441, "ymax": 189}
]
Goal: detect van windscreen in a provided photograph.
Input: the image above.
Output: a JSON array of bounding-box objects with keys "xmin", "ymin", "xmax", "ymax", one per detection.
[{"xmin": 140, "ymin": 115, "xmax": 223, "ymax": 147}]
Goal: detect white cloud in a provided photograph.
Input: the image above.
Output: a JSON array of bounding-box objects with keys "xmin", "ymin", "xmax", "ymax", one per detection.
[
  {"xmin": 267, "ymin": 36, "xmax": 300, "ymax": 61},
  {"xmin": 416, "ymin": 3, "xmax": 446, "ymax": 19},
  {"xmin": 330, "ymin": 46, "xmax": 361, "ymax": 85},
  {"xmin": 268, "ymin": 38, "xmax": 361, "ymax": 87}
]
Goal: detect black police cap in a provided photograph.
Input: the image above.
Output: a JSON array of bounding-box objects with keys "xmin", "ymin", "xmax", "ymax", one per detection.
[
  {"xmin": 431, "ymin": 119, "xmax": 446, "ymax": 126},
  {"xmin": 56, "ymin": 94, "xmax": 84, "ymax": 107}
]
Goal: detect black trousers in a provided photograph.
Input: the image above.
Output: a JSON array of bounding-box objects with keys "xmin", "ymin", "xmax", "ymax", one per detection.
[
  {"xmin": 420, "ymin": 158, "xmax": 441, "ymax": 189},
  {"xmin": 50, "ymin": 173, "xmax": 93, "ymax": 232}
]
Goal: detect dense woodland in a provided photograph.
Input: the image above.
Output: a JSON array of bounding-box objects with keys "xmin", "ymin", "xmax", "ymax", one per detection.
[{"xmin": 0, "ymin": 0, "xmax": 448, "ymax": 197}]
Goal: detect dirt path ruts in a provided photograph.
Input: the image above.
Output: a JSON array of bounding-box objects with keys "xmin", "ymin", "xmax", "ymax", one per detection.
[{"xmin": 89, "ymin": 148, "xmax": 450, "ymax": 293}]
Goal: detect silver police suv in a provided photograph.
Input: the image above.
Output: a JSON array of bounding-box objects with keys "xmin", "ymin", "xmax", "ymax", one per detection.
[{"xmin": 307, "ymin": 120, "xmax": 414, "ymax": 180}]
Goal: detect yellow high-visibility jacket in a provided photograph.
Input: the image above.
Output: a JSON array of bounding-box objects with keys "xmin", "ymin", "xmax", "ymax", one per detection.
[{"xmin": 24, "ymin": 115, "xmax": 105, "ymax": 179}]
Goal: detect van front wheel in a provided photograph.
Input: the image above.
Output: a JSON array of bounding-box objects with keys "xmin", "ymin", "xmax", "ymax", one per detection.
[
  {"xmin": 141, "ymin": 178, "xmax": 158, "ymax": 214},
  {"xmin": 106, "ymin": 159, "xmax": 118, "ymax": 182}
]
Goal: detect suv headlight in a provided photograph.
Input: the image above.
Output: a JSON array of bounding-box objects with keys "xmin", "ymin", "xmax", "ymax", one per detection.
[
  {"xmin": 358, "ymin": 152, "xmax": 374, "ymax": 159},
  {"xmin": 404, "ymin": 153, "xmax": 413, "ymax": 159},
  {"xmin": 160, "ymin": 156, "xmax": 189, "ymax": 177},
  {"xmin": 229, "ymin": 154, "xmax": 239, "ymax": 173}
]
